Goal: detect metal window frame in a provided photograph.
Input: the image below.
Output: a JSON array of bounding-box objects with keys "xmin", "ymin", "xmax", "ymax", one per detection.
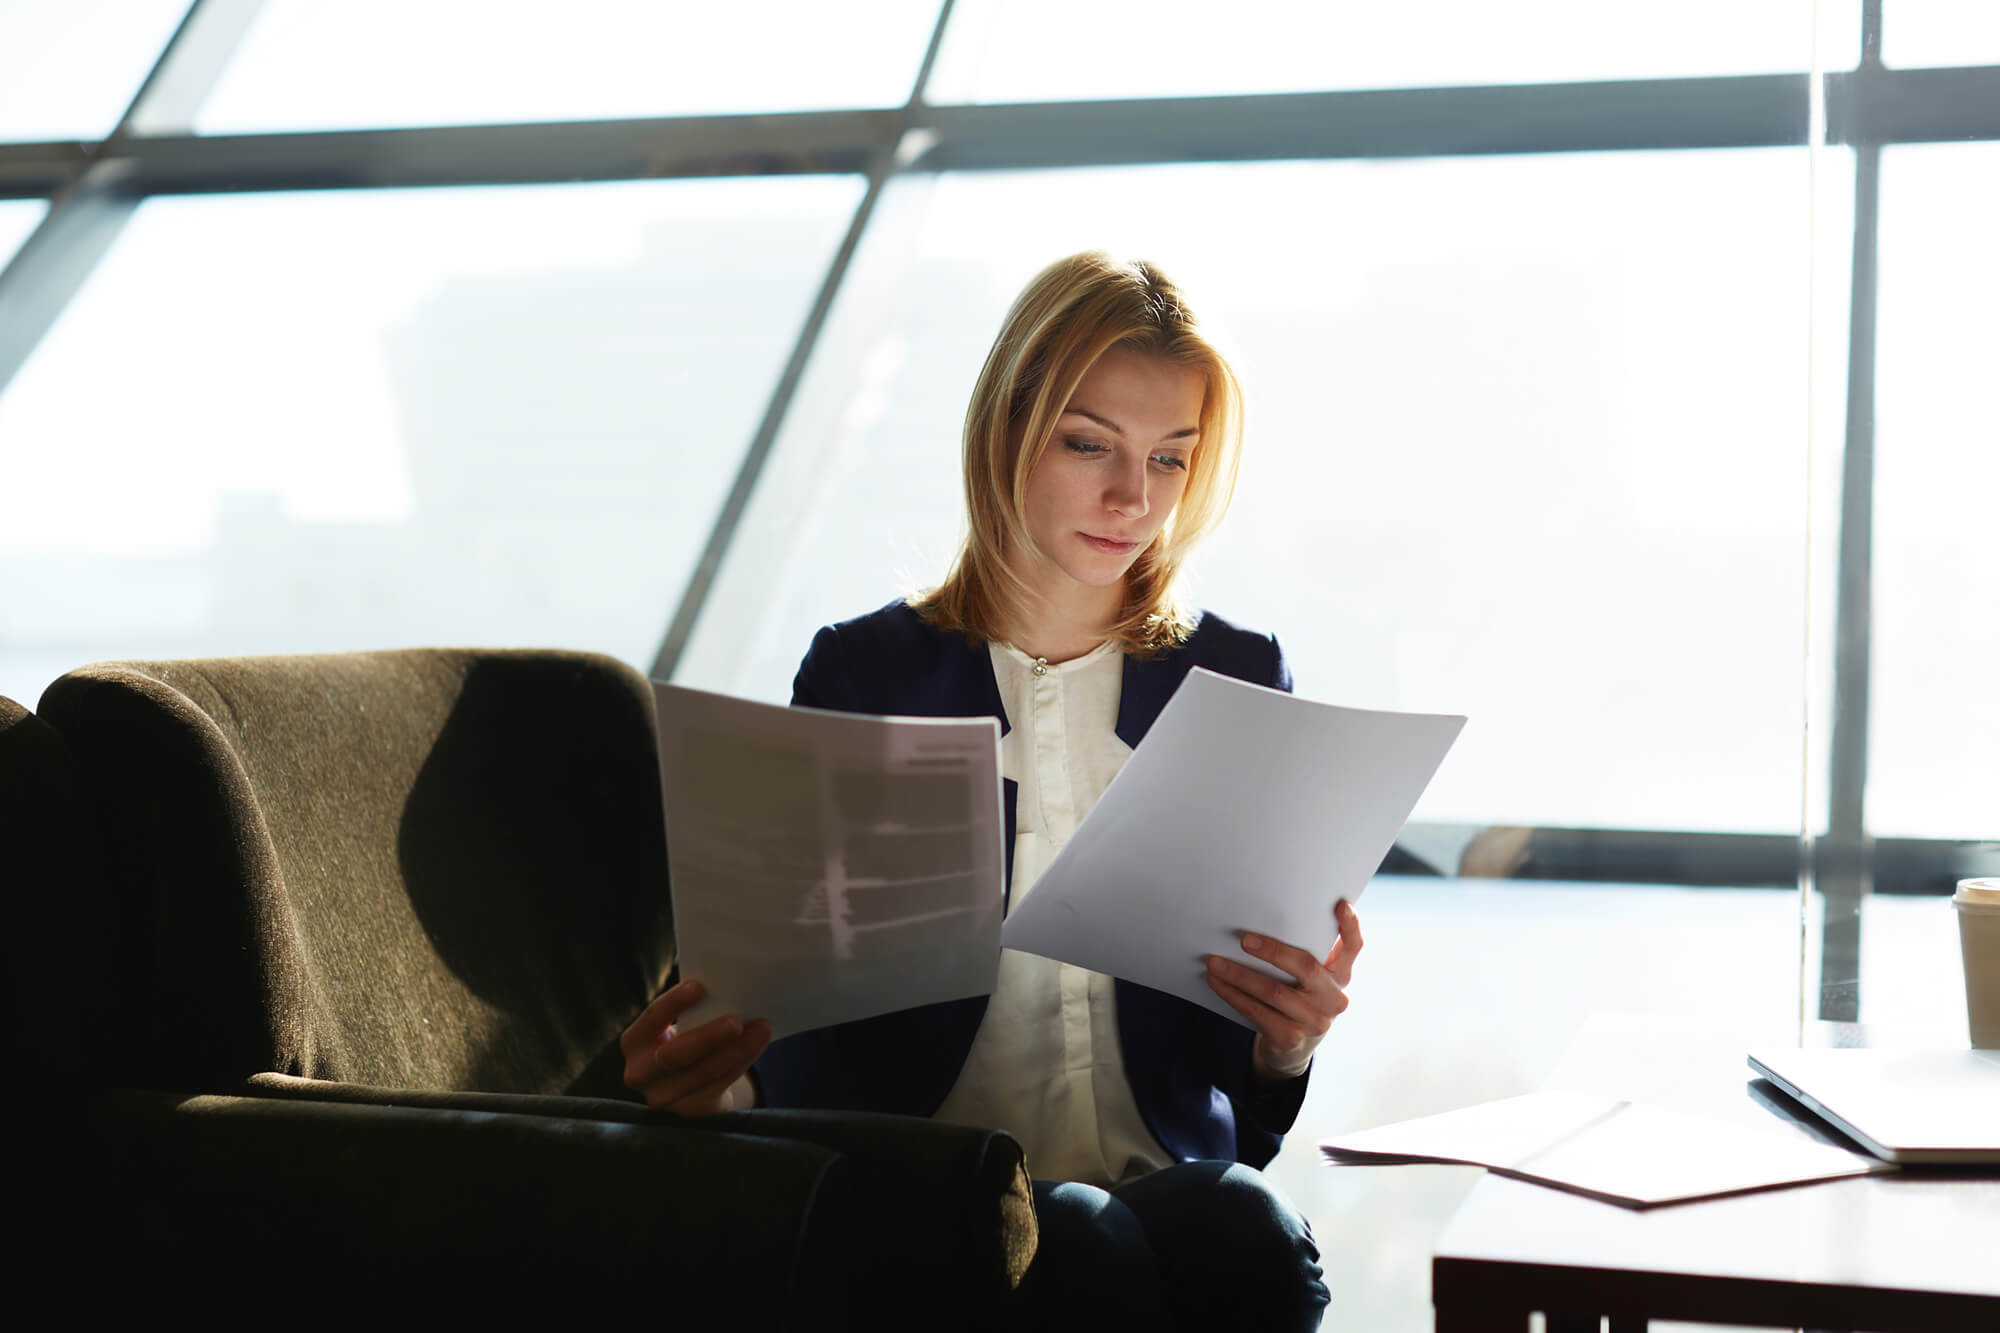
[
  {"xmin": 6, "ymin": 64, "xmax": 2000, "ymax": 208},
  {"xmin": 1817, "ymin": 0, "xmax": 1887, "ymax": 1022},
  {"xmin": 2, "ymin": 4, "xmax": 1993, "ymax": 965}
]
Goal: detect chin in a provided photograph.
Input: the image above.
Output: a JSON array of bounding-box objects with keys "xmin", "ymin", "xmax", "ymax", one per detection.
[{"xmin": 1060, "ymin": 558, "xmax": 1139, "ymax": 589}]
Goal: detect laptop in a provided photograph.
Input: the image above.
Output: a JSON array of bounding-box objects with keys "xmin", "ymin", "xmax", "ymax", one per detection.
[{"xmin": 1748, "ymin": 1047, "xmax": 2000, "ymax": 1164}]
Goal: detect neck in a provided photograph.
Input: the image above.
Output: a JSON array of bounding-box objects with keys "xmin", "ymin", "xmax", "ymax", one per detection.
[{"xmin": 1006, "ymin": 576, "xmax": 1123, "ymax": 665}]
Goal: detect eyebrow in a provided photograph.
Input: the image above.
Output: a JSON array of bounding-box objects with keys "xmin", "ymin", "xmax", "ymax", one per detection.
[{"xmin": 1064, "ymin": 407, "xmax": 1199, "ymax": 444}]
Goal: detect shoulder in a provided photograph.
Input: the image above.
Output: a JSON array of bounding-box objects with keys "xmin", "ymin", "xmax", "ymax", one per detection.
[
  {"xmin": 1183, "ymin": 608, "xmax": 1277, "ymax": 654},
  {"xmin": 807, "ymin": 598, "xmax": 956, "ymax": 666},
  {"xmin": 792, "ymin": 598, "xmax": 982, "ymax": 711},
  {"xmin": 1178, "ymin": 609, "xmax": 1291, "ymax": 692}
]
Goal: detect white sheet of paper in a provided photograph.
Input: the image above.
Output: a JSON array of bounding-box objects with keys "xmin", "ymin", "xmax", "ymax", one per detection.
[
  {"xmin": 999, "ymin": 668, "xmax": 1464, "ymax": 1026},
  {"xmin": 652, "ymin": 683, "xmax": 1005, "ymax": 1040},
  {"xmin": 1319, "ymin": 1092, "xmax": 1890, "ymax": 1208}
]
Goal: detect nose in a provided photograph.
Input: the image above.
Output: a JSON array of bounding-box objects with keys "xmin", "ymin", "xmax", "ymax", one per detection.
[{"xmin": 1104, "ymin": 452, "xmax": 1149, "ymax": 518}]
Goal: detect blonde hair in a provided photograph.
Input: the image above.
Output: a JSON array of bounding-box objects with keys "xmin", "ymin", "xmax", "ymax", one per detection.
[{"xmin": 911, "ymin": 251, "xmax": 1245, "ymax": 656}]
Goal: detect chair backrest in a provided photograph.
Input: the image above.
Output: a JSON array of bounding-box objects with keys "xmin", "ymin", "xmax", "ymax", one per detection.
[
  {"xmin": 37, "ymin": 650, "xmax": 675, "ymax": 1095},
  {"xmin": 1, "ymin": 694, "xmax": 117, "ymax": 1086}
]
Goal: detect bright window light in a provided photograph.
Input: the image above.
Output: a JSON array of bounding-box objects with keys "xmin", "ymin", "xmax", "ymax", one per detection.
[
  {"xmin": 0, "ymin": 0, "xmax": 191, "ymax": 142},
  {"xmin": 685, "ymin": 150, "xmax": 1852, "ymax": 836},
  {"xmin": 0, "ymin": 175, "xmax": 860, "ymax": 706},
  {"xmin": 928, "ymin": 0, "xmax": 1858, "ymax": 103},
  {"xmin": 195, "ymin": 0, "xmax": 944, "ymax": 133}
]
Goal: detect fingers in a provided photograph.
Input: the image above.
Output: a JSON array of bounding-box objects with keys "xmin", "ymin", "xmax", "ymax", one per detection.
[
  {"xmin": 1324, "ymin": 900, "xmax": 1364, "ymax": 988},
  {"xmin": 1232, "ymin": 929, "xmax": 1346, "ymax": 1016},
  {"xmin": 1207, "ymin": 951, "xmax": 1342, "ymax": 1032},
  {"xmin": 619, "ymin": 978, "xmax": 706, "ymax": 1057},
  {"xmin": 1207, "ymin": 966, "xmax": 1349, "ymax": 1045},
  {"xmin": 650, "ymin": 1011, "xmax": 746, "ymax": 1076},
  {"xmin": 1206, "ymin": 970, "xmax": 1304, "ymax": 1038},
  {"xmin": 634, "ymin": 1019, "xmax": 773, "ymax": 1114},
  {"xmin": 1240, "ymin": 930, "xmax": 1324, "ymax": 987},
  {"xmin": 671, "ymin": 1070, "xmax": 750, "ymax": 1117},
  {"xmin": 619, "ymin": 978, "xmax": 776, "ymax": 1114},
  {"xmin": 1212, "ymin": 912, "xmax": 1361, "ymax": 1079},
  {"xmin": 651, "ymin": 1022, "xmax": 769, "ymax": 1110}
]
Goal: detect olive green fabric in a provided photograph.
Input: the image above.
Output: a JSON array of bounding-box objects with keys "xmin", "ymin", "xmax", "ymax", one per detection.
[{"xmin": 38, "ymin": 650, "xmax": 674, "ymax": 1096}]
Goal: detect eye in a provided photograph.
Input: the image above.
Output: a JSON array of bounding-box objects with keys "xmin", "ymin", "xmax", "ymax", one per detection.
[
  {"xmin": 1151, "ymin": 453, "xmax": 1189, "ymax": 472},
  {"xmin": 1063, "ymin": 437, "xmax": 1109, "ymax": 456}
]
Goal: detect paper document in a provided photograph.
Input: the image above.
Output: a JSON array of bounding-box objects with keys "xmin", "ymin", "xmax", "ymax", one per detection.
[
  {"xmin": 1319, "ymin": 1092, "xmax": 1890, "ymax": 1208},
  {"xmin": 1000, "ymin": 668, "xmax": 1464, "ymax": 1026},
  {"xmin": 652, "ymin": 683, "xmax": 1005, "ymax": 1039}
]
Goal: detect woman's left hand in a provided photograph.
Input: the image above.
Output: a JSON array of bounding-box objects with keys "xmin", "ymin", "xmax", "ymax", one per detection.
[{"xmin": 1206, "ymin": 898, "xmax": 1363, "ymax": 1082}]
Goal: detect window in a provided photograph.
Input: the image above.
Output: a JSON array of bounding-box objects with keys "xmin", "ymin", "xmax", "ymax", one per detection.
[
  {"xmin": 193, "ymin": 0, "xmax": 944, "ymax": 133},
  {"xmin": 928, "ymin": 0, "xmax": 1859, "ymax": 103},
  {"xmin": 0, "ymin": 0, "xmax": 191, "ymax": 142},
  {"xmin": 11, "ymin": 6, "xmax": 1996, "ymax": 1327},
  {"xmin": 0, "ymin": 200, "xmax": 48, "ymax": 265},
  {"xmin": 1881, "ymin": 3, "xmax": 2000, "ymax": 69},
  {"xmin": 0, "ymin": 177, "xmax": 860, "ymax": 705},
  {"xmin": 1867, "ymin": 142, "xmax": 2000, "ymax": 842},
  {"xmin": 679, "ymin": 149, "xmax": 1852, "ymax": 836}
]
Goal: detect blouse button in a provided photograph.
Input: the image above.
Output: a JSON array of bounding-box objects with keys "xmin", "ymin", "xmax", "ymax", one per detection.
[{"xmin": 1031, "ymin": 657, "xmax": 1049, "ymax": 677}]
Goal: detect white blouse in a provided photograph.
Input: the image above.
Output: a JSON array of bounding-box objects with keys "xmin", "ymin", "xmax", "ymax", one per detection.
[{"xmin": 930, "ymin": 639, "xmax": 1170, "ymax": 1187}]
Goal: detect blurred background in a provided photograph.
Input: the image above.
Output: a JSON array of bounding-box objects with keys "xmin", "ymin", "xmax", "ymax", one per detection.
[{"xmin": 3, "ymin": 3, "xmax": 1996, "ymax": 1328}]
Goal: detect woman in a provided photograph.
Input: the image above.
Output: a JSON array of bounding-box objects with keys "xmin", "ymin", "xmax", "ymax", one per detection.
[{"xmin": 623, "ymin": 252, "xmax": 1358, "ymax": 1329}]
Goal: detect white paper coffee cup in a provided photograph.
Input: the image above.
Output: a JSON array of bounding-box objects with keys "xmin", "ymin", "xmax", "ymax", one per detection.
[{"xmin": 1954, "ymin": 878, "xmax": 2000, "ymax": 1049}]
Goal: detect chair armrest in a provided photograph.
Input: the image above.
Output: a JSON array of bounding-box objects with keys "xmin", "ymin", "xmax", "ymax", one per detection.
[
  {"xmin": 74, "ymin": 1087, "xmax": 851, "ymax": 1330},
  {"xmin": 244, "ymin": 1070, "xmax": 663, "ymax": 1124},
  {"xmin": 708, "ymin": 1106, "xmax": 1036, "ymax": 1297},
  {"xmin": 243, "ymin": 1074, "xmax": 1036, "ymax": 1313}
]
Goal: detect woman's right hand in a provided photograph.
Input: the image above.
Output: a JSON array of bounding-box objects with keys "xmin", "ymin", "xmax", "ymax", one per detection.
[{"xmin": 620, "ymin": 979, "xmax": 773, "ymax": 1115}]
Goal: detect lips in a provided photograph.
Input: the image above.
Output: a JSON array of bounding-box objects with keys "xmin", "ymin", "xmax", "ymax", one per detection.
[{"xmin": 1080, "ymin": 534, "xmax": 1139, "ymax": 554}]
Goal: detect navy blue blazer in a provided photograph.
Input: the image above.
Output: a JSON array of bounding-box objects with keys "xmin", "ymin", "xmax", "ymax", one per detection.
[{"xmin": 749, "ymin": 599, "xmax": 1312, "ymax": 1169}]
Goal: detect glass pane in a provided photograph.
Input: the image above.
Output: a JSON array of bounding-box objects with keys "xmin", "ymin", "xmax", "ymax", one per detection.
[
  {"xmin": 1882, "ymin": 2, "xmax": 2000, "ymax": 68},
  {"xmin": 688, "ymin": 150, "xmax": 1849, "ymax": 836},
  {"xmin": 0, "ymin": 175, "xmax": 861, "ymax": 708},
  {"xmin": 0, "ymin": 0, "xmax": 191, "ymax": 142},
  {"xmin": 1870, "ymin": 142, "xmax": 2000, "ymax": 857},
  {"xmin": 929, "ymin": 0, "xmax": 1860, "ymax": 103},
  {"xmin": 195, "ymin": 0, "xmax": 942, "ymax": 133},
  {"xmin": 0, "ymin": 199, "xmax": 48, "ymax": 264}
]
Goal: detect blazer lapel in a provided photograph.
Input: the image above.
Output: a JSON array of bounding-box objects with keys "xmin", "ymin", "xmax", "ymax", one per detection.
[
  {"xmin": 966, "ymin": 639, "xmax": 1009, "ymax": 738},
  {"xmin": 908, "ymin": 623, "xmax": 1009, "ymax": 738},
  {"xmin": 910, "ymin": 622, "xmax": 1017, "ymax": 908},
  {"xmin": 1115, "ymin": 649, "xmax": 1191, "ymax": 750}
]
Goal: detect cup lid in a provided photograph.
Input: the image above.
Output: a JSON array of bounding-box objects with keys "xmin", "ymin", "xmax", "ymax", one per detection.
[{"xmin": 1956, "ymin": 877, "xmax": 2000, "ymax": 905}]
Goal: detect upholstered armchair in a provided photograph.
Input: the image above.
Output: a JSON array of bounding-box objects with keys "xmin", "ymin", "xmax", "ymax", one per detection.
[{"xmin": 23, "ymin": 652, "xmax": 1034, "ymax": 1328}]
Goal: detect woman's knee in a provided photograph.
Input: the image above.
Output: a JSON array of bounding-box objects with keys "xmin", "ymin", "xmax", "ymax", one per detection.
[
  {"xmin": 1021, "ymin": 1180, "xmax": 1169, "ymax": 1329},
  {"xmin": 1116, "ymin": 1161, "xmax": 1329, "ymax": 1330}
]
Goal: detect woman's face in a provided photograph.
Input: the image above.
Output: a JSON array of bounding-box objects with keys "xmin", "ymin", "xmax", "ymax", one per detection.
[{"xmin": 1017, "ymin": 345, "xmax": 1205, "ymax": 597}]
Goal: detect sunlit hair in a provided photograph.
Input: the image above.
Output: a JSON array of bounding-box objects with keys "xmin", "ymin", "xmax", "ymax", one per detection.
[{"xmin": 911, "ymin": 251, "xmax": 1245, "ymax": 656}]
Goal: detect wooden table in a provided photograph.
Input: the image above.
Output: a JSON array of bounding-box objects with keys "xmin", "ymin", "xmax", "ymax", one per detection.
[{"xmin": 1430, "ymin": 1013, "xmax": 2000, "ymax": 1332}]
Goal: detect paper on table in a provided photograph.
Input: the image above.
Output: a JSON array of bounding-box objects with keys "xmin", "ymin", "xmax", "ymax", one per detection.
[
  {"xmin": 652, "ymin": 683, "xmax": 1005, "ymax": 1040},
  {"xmin": 1319, "ymin": 1091, "xmax": 1891, "ymax": 1208},
  {"xmin": 999, "ymin": 668, "xmax": 1464, "ymax": 1026}
]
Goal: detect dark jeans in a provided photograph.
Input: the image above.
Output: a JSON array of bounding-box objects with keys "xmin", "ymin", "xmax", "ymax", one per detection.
[{"xmin": 1023, "ymin": 1160, "xmax": 1329, "ymax": 1331}]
